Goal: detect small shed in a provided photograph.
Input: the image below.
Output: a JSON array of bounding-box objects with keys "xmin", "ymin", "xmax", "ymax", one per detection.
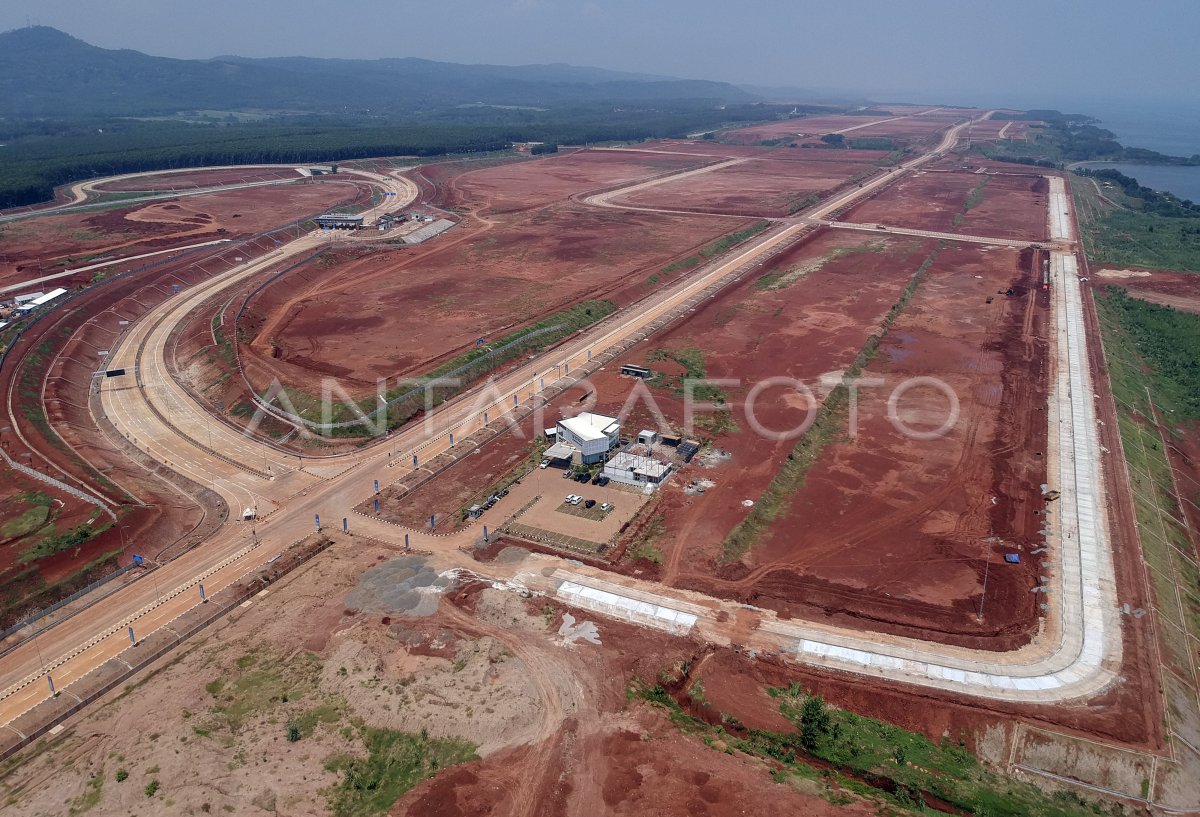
[{"xmin": 638, "ymin": 430, "xmax": 658, "ymax": 446}]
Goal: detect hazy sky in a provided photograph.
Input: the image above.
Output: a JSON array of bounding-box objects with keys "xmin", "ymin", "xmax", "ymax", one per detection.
[{"xmin": 3, "ymin": 0, "xmax": 1197, "ymax": 109}]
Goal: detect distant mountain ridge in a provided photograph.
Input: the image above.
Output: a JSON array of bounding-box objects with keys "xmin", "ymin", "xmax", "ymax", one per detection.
[{"xmin": 0, "ymin": 26, "xmax": 756, "ymax": 118}]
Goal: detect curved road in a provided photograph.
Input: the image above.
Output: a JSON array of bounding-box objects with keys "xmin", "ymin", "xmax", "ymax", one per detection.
[{"xmin": 0, "ymin": 114, "xmax": 1127, "ymax": 727}]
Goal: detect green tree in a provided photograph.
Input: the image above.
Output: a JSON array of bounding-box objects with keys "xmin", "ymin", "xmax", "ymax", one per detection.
[{"xmin": 799, "ymin": 695, "xmax": 831, "ymax": 752}]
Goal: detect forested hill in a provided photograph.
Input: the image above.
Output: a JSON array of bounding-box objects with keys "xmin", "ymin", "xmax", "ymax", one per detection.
[{"xmin": 0, "ymin": 26, "xmax": 755, "ymax": 118}]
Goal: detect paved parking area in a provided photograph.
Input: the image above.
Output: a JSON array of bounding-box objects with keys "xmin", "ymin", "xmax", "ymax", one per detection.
[{"xmin": 510, "ymin": 482, "xmax": 648, "ymax": 545}]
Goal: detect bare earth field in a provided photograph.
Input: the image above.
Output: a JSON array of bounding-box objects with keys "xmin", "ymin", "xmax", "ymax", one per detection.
[
  {"xmin": 843, "ymin": 170, "xmax": 1050, "ymax": 240},
  {"xmin": 682, "ymin": 244, "xmax": 1049, "ymax": 650},
  {"xmin": 622, "ymin": 140, "xmax": 892, "ymax": 163},
  {"xmin": 0, "ymin": 182, "xmax": 365, "ymax": 291},
  {"xmin": 446, "ymin": 149, "xmax": 708, "ymax": 213},
  {"xmin": 0, "ymin": 537, "xmax": 881, "ymax": 817},
  {"xmin": 235, "ymin": 153, "xmax": 749, "ymax": 396},
  {"xmin": 93, "ymin": 167, "xmax": 305, "ymax": 192},
  {"xmin": 608, "ymin": 156, "xmax": 881, "ymax": 217},
  {"xmin": 847, "ymin": 113, "xmax": 964, "ymax": 144}
]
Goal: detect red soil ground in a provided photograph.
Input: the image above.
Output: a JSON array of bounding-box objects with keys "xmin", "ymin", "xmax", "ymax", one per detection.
[
  {"xmin": 848, "ymin": 114, "xmax": 963, "ymax": 144},
  {"xmin": 1101, "ymin": 268, "xmax": 1200, "ymax": 314},
  {"xmin": 609, "ymin": 156, "xmax": 882, "ymax": 217},
  {"xmin": 236, "ymin": 154, "xmax": 750, "ymax": 396},
  {"xmin": 843, "ymin": 170, "xmax": 1049, "ymax": 240},
  {"xmin": 390, "ymin": 588, "xmax": 886, "ymax": 817},
  {"xmin": 0, "ymin": 204, "xmax": 329, "ymax": 624},
  {"xmin": 682, "ymin": 245, "xmax": 1049, "ymax": 650},
  {"xmin": 446, "ymin": 149, "xmax": 707, "ymax": 213},
  {"xmin": 0, "ymin": 182, "xmax": 365, "ymax": 291},
  {"xmin": 412, "ymin": 232, "xmax": 1053, "ymax": 650},
  {"xmin": 622, "ymin": 140, "xmax": 892, "ymax": 163},
  {"xmin": 0, "ymin": 468, "xmax": 100, "ymax": 621},
  {"xmin": 376, "ymin": 435, "xmax": 541, "ymax": 531},
  {"xmin": 93, "ymin": 166, "xmax": 304, "ymax": 192}
]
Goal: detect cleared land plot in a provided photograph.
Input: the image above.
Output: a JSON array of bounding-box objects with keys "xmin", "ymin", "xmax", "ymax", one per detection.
[
  {"xmin": 609, "ymin": 157, "xmax": 881, "ymax": 217},
  {"xmin": 846, "ymin": 113, "xmax": 965, "ymax": 144},
  {"xmin": 722, "ymin": 115, "xmax": 895, "ymax": 144},
  {"xmin": 843, "ymin": 171, "xmax": 1049, "ymax": 240},
  {"xmin": 0, "ymin": 182, "xmax": 364, "ymax": 290},
  {"xmin": 1098, "ymin": 268, "xmax": 1200, "ymax": 314},
  {"xmin": 448, "ymin": 149, "xmax": 709, "ymax": 214},
  {"xmin": 714, "ymin": 244, "xmax": 1049, "ymax": 649},
  {"xmin": 624, "ymin": 140, "xmax": 891, "ymax": 163},
  {"xmin": 239, "ymin": 159, "xmax": 749, "ymax": 393},
  {"xmin": 93, "ymin": 166, "xmax": 304, "ymax": 192},
  {"xmin": 582, "ymin": 231, "xmax": 937, "ymax": 568}
]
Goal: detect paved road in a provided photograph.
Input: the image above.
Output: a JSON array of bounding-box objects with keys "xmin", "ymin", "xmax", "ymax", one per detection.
[{"xmin": 0, "ymin": 115, "xmax": 1125, "ymax": 725}]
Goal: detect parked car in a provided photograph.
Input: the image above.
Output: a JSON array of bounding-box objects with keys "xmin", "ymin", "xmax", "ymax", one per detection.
[
  {"xmin": 591, "ymin": 474, "xmax": 602, "ymax": 485},
  {"xmin": 584, "ymin": 499, "xmax": 596, "ymax": 509},
  {"xmin": 562, "ymin": 470, "xmax": 572, "ymax": 479},
  {"xmin": 600, "ymin": 502, "xmax": 613, "ymax": 512},
  {"xmin": 539, "ymin": 459, "xmax": 550, "ymax": 469},
  {"xmin": 576, "ymin": 473, "xmax": 589, "ymax": 483},
  {"xmin": 597, "ymin": 476, "xmax": 610, "ymax": 487},
  {"xmin": 569, "ymin": 495, "xmax": 582, "ymax": 506}
]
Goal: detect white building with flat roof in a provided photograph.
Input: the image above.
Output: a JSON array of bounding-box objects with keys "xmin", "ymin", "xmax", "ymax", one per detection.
[{"xmin": 555, "ymin": 412, "xmax": 620, "ymax": 464}]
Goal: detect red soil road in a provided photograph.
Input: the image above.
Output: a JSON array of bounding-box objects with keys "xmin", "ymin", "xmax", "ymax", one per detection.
[
  {"xmin": 93, "ymin": 167, "xmax": 304, "ymax": 192},
  {"xmin": 238, "ymin": 154, "xmax": 750, "ymax": 396},
  {"xmin": 0, "ymin": 182, "xmax": 366, "ymax": 291},
  {"xmin": 684, "ymin": 244, "xmax": 1050, "ymax": 651},
  {"xmin": 609, "ymin": 156, "xmax": 882, "ymax": 217},
  {"xmin": 843, "ymin": 170, "xmax": 1050, "ymax": 240}
]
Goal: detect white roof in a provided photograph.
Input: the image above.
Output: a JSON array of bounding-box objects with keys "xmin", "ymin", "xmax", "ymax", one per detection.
[
  {"xmin": 15, "ymin": 288, "xmax": 67, "ymax": 311},
  {"xmin": 638, "ymin": 429, "xmax": 657, "ymax": 437},
  {"xmin": 13, "ymin": 292, "xmax": 43, "ymax": 303},
  {"xmin": 559, "ymin": 412, "xmax": 619, "ymax": 442},
  {"xmin": 544, "ymin": 441, "xmax": 576, "ymax": 460}
]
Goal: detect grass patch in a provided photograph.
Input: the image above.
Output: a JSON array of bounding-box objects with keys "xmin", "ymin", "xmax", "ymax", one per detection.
[
  {"xmin": 205, "ymin": 650, "xmax": 322, "ymax": 733},
  {"xmin": 721, "ymin": 244, "xmax": 941, "ymax": 562},
  {"xmin": 660, "ymin": 220, "xmax": 771, "ymax": 276},
  {"xmin": 1095, "ymin": 290, "xmax": 1200, "ymax": 647},
  {"xmin": 1074, "ymin": 173, "xmax": 1200, "ymax": 271},
  {"xmin": 0, "ymin": 504, "xmax": 51, "ymax": 540},
  {"xmin": 324, "ymin": 726, "xmax": 477, "ymax": 817},
  {"xmin": 646, "ymin": 346, "xmax": 726, "ymax": 403},
  {"xmin": 19, "ymin": 521, "xmax": 111, "ymax": 565},
  {"xmin": 67, "ymin": 773, "xmax": 104, "ymax": 815},
  {"xmin": 846, "ymin": 136, "xmax": 897, "ymax": 151},
  {"xmin": 1100, "ymin": 286, "xmax": 1200, "ymax": 419},
  {"xmin": 636, "ymin": 678, "xmax": 1109, "ymax": 817}
]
